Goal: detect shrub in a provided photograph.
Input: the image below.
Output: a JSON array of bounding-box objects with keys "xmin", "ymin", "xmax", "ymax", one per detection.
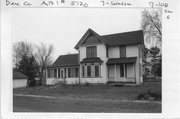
[
  {"xmin": 137, "ymin": 90, "xmax": 161, "ymax": 101},
  {"xmin": 85, "ymin": 82, "xmax": 90, "ymax": 86},
  {"xmin": 28, "ymin": 79, "xmax": 36, "ymax": 87}
]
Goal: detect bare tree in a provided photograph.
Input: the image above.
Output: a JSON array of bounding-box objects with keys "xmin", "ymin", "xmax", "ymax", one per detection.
[
  {"xmin": 13, "ymin": 41, "xmax": 34, "ymax": 69},
  {"xmin": 35, "ymin": 43, "xmax": 54, "ymax": 85},
  {"xmin": 141, "ymin": 9, "xmax": 162, "ymax": 48}
]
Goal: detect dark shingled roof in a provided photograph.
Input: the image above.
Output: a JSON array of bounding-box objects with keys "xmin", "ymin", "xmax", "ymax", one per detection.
[
  {"xmin": 80, "ymin": 57, "xmax": 103, "ymax": 63},
  {"xmin": 13, "ymin": 71, "xmax": 28, "ymax": 80},
  {"xmin": 75, "ymin": 29, "xmax": 144, "ymax": 49},
  {"xmin": 53, "ymin": 54, "xmax": 79, "ymax": 67},
  {"xmin": 106, "ymin": 57, "xmax": 137, "ymax": 65},
  {"xmin": 102, "ymin": 30, "xmax": 144, "ymax": 46}
]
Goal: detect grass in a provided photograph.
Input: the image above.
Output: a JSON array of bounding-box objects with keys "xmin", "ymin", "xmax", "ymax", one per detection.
[
  {"xmin": 13, "ymin": 82, "xmax": 161, "ymax": 101},
  {"xmin": 137, "ymin": 90, "xmax": 161, "ymax": 101},
  {"xmin": 14, "ymin": 95, "xmax": 161, "ymax": 112}
]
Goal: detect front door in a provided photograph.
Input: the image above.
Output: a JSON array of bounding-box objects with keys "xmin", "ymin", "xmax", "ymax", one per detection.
[{"xmin": 116, "ymin": 64, "xmax": 126, "ymax": 82}]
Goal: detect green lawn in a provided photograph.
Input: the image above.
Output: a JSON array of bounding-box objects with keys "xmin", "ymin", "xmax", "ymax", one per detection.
[{"xmin": 14, "ymin": 82, "xmax": 161, "ymax": 101}]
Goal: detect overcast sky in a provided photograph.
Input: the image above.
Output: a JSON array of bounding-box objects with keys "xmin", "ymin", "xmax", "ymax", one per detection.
[{"xmin": 12, "ymin": 8, "xmax": 143, "ymax": 61}]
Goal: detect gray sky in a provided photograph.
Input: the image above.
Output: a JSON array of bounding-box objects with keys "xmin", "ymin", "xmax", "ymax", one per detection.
[{"xmin": 12, "ymin": 8, "xmax": 143, "ymax": 61}]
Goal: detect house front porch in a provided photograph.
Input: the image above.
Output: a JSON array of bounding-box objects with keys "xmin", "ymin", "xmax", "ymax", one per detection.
[
  {"xmin": 46, "ymin": 66, "xmax": 79, "ymax": 85},
  {"xmin": 106, "ymin": 57, "xmax": 137, "ymax": 84}
]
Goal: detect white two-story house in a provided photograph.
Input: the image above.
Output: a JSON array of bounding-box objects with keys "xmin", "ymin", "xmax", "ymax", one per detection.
[{"xmin": 45, "ymin": 28, "xmax": 144, "ymax": 85}]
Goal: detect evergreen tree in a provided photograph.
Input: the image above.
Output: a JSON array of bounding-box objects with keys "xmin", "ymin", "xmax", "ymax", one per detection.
[
  {"xmin": 18, "ymin": 54, "xmax": 38, "ymax": 86},
  {"xmin": 149, "ymin": 47, "xmax": 160, "ymax": 78}
]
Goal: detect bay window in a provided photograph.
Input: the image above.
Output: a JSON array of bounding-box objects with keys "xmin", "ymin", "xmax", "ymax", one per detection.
[
  {"xmin": 87, "ymin": 66, "xmax": 91, "ymax": 77},
  {"xmin": 95, "ymin": 65, "xmax": 100, "ymax": 77},
  {"xmin": 82, "ymin": 64, "xmax": 101, "ymax": 77}
]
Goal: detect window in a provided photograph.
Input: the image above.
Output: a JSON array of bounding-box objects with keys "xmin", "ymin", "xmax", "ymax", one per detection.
[
  {"xmin": 68, "ymin": 68, "xmax": 71, "ymax": 77},
  {"xmin": 95, "ymin": 65, "xmax": 100, "ymax": 77},
  {"xmin": 64, "ymin": 69, "xmax": 66, "ymax": 78},
  {"xmin": 75, "ymin": 68, "xmax": 79, "ymax": 77},
  {"xmin": 54, "ymin": 69, "xmax": 57, "ymax": 78},
  {"xmin": 68, "ymin": 68, "xmax": 79, "ymax": 78},
  {"xmin": 58, "ymin": 68, "xmax": 60, "ymax": 78},
  {"xmin": 47, "ymin": 69, "xmax": 50, "ymax": 78},
  {"xmin": 61, "ymin": 70, "xmax": 63, "ymax": 78},
  {"xmin": 82, "ymin": 64, "xmax": 101, "ymax": 77},
  {"xmin": 120, "ymin": 64, "xmax": 124, "ymax": 77},
  {"xmin": 86, "ymin": 46, "xmax": 97, "ymax": 58},
  {"xmin": 47, "ymin": 69, "xmax": 54, "ymax": 78},
  {"xmin": 91, "ymin": 46, "xmax": 97, "ymax": 58},
  {"xmin": 87, "ymin": 65, "xmax": 91, "ymax": 77},
  {"xmin": 120, "ymin": 46, "xmax": 126, "ymax": 58},
  {"xmin": 82, "ymin": 66, "xmax": 85, "ymax": 77}
]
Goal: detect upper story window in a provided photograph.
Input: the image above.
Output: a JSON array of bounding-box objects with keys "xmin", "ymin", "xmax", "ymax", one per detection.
[
  {"xmin": 86, "ymin": 46, "xmax": 97, "ymax": 58},
  {"xmin": 120, "ymin": 46, "xmax": 126, "ymax": 58}
]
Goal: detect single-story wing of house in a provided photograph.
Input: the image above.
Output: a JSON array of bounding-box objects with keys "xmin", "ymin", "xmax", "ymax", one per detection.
[
  {"xmin": 45, "ymin": 28, "xmax": 144, "ymax": 85},
  {"xmin": 13, "ymin": 70, "xmax": 28, "ymax": 88},
  {"xmin": 46, "ymin": 54, "xmax": 79, "ymax": 85}
]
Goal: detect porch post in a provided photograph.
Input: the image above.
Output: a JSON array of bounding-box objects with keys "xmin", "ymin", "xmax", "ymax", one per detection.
[{"xmin": 57, "ymin": 68, "xmax": 58, "ymax": 78}]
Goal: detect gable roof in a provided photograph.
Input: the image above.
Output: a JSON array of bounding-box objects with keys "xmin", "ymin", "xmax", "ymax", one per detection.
[
  {"xmin": 75, "ymin": 29, "xmax": 144, "ymax": 49},
  {"xmin": 74, "ymin": 28, "xmax": 107, "ymax": 49},
  {"xmin": 13, "ymin": 70, "xmax": 28, "ymax": 79},
  {"xmin": 52, "ymin": 54, "xmax": 79, "ymax": 67},
  {"xmin": 102, "ymin": 30, "xmax": 144, "ymax": 46}
]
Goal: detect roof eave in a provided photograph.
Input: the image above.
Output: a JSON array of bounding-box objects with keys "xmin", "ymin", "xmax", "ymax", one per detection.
[{"xmin": 46, "ymin": 64, "xmax": 79, "ymax": 68}]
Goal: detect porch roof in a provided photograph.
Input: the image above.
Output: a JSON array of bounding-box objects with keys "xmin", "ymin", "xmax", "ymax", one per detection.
[
  {"xmin": 46, "ymin": 54, "xmax": 79, "ymax": 68},
  {"xmin": 106, "ymin": 57, "xmax": 137, "ymax": 65},
  {"xmin": 80, "ymin": 57, "xmax": 103, "ymax": 63}
]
